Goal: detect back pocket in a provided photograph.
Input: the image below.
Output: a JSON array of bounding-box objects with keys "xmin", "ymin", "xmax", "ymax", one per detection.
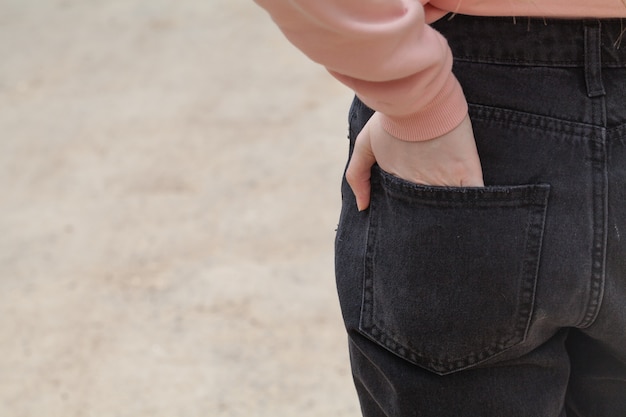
[{"xmin": 359, "ymin": 167, "xmax": 550, "ymax": 375}]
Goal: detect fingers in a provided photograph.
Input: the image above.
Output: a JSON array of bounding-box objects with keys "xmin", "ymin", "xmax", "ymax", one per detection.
[{"xmin": 346, "ymin": 126, "xmax": 376, "ymax": 211}]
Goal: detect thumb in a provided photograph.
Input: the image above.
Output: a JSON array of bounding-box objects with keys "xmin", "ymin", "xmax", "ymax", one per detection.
[{"xmin": 346, "ymin": 125, "xmax": 377, "ymax": 211}]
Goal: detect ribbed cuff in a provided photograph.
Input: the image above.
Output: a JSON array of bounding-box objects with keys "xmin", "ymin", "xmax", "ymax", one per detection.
[{"xmin": 379, "ymin": 75, "xmax": 468, "ymax": 142}]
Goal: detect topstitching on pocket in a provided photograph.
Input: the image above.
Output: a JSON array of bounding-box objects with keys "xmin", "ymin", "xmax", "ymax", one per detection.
[{"xmin": 359, "ymin": 167, "xmax": 550, "ymax": 375}]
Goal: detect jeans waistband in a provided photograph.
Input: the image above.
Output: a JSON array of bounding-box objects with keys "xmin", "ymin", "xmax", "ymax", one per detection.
[{"xmin": 432, "ymin": 15, "xmax": 626, "ymax": 68}]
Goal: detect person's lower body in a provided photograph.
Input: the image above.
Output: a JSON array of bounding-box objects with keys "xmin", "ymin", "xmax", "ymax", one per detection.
[{"xmin": 334, "ymin": 15, "xmax": 626, "ymax": 417}]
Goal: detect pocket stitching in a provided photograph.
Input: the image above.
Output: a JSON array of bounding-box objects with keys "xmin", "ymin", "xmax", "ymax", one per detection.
[{"xmin": 359, "ymin": 171, "xmax": 550, "ymax": 375}]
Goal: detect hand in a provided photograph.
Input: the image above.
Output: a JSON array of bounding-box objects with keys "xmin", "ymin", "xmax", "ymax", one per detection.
[{"xmin": 345, "ymin": 112, "xmax": 484, "ymax": 211}]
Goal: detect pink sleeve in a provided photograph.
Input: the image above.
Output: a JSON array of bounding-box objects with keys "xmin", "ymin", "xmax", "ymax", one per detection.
[{"xmin": 254, "ymin": 0, "xmax": 468, "ymax": 141}]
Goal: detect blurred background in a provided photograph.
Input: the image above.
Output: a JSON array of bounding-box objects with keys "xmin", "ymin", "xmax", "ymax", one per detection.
[{"xmin": 0, "ymin": 0, "xmax": 359, "ymax": 415}]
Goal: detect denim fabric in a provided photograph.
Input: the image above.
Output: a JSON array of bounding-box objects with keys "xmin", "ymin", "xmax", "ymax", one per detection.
[{"xmin": 335, "ymin": 16, "xmax": 626, "ymax": 417}]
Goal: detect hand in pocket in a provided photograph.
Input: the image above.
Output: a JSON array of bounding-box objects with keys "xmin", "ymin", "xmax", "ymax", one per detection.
[{"xmin": 346, "ymin": 112, "xmax": 484, "ymax": 211}]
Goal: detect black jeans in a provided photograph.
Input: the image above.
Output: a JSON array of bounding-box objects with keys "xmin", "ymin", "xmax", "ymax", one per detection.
[{"xmin": 335, "ymin": 15, "xmax": 626, "ymax": 417}]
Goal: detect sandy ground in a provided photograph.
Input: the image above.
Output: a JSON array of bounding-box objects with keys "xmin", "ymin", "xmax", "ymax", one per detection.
[{"xmin": 0, "ymin": 1, "xmax": 360, "ymax": 416}]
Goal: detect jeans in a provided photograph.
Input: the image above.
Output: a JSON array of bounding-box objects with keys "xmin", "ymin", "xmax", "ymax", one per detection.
[{"xmin": 335, "ymin": 15, "xmax": 626, "ymax": 417}]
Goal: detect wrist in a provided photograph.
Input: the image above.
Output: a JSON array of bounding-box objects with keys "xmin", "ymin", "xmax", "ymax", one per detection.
[{"xmin": 380, "ymin": 76, "xmax": 468, "ymax": 141}]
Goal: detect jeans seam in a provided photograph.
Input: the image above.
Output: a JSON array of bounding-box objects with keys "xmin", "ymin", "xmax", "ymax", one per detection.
[
  {"xmin": 578, "ymin": 134, "xmax": 608, "ymax": 328},
  {"xmin": 468, "ymin": 103, "xmax": 602, "ymax": 137}
]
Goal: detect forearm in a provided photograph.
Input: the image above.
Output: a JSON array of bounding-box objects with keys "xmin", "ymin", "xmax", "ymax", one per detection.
[{"xmin": 254, "ymin": 0, "xmax": 468, "ymax": 141}]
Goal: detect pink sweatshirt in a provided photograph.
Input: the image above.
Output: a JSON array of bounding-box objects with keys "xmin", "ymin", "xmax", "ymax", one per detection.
[{"xmin": 254, "ymin": 0, "xmax": 626, "ymax": 141}]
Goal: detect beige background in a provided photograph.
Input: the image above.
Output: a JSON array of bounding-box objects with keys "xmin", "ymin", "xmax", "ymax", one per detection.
[{"xmin": 0, "ymin": 0, "xmax": 360, "ymax": 415}]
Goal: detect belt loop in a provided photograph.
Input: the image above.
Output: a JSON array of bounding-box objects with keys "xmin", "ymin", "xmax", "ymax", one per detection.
[{"xmin": 584, "ymin": 20, "xmax": 606, "ymax": 98}]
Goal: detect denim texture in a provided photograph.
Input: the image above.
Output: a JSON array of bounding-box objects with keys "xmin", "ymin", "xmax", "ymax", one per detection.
[{"xmin": 335, "ymin": 16, "xmax": 626, "ymax": 417}]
